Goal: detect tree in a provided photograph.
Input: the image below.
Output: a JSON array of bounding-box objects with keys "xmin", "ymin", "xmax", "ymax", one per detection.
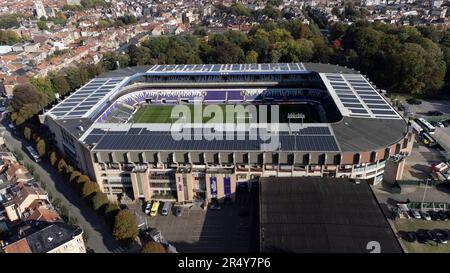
[
  {"xmin": 75, "ymin": 175, "xmax": 91, "ymax": 192},
  {"xmin": 230, "ymin": 3, "xmax": 251, "ymax": 17},
  {"xmin": 69, "ymin": 171, "xmax": 82, "ymax": 183},
  {"xmin": 10, "ymin": 83, "xmax": 46, "ymax": 112},
  {"xmin": 105, "ymin": 202, "xmax": 120, "ymax": 226},
  {"xmin": 92, "ymin": 192, "xmax": 109, "ymax": 212},
  {"xmin": 65, "ymin": 66, "xmax": 83, "ymax": 91},
  {"xmin": 36, "ymin": 139, "xmax": 46, "ymax": 157},
  {"xmin": 9, "ymin": 83, "xmax": 47, "ymax": 124},
  {"xmin": 102, "ymin": 52, "xmax": 129, "ymax": 70},
  {"xmin": 141, "ymin": 242, "xmax": 166, "ymax": 253},
  {"xmin": 50, "ymin": 72, "xmax": 70, "ymax": 96},
  {"xmin": 129, "ymin": 46, "xmax": 151, "ymax": 66},
  {"xmin": 214, "ymin": 41, "xmax": 245, "ymax": 63},
  {"xmin": 37, "ymin": 21, "xmax": 48, "ymax": 30},
  {"xmin": 29, "ymin": 77, "xmax": 55, "ymax": 104},
  {"xmin": 50, "ymin": 151, "xmax": 58, "ymax": 166},
  {"xmin": 57, "ymin": 158, "xmax": 67, "ymax": 174},
  {"xmin": 113, "ymin": 210, "xmax": 138, "ymax": 241},
  {"xmin": 23, "ymin": 127, "xmax": 31, "ymax": 141},
  {"xmin": 0, "ymin": 14, "xmax": 20, "ymax": 29},
  {"xmin": 0, "ymin": 30, "xmax": 21, "ymax": 45},
  {"xmin": 245, "ymin": 50, "xmax": 258, "ymax": 63},
  {"xmin": 81, "ymin": 181, "xmax": 100, "ymax": 199}
]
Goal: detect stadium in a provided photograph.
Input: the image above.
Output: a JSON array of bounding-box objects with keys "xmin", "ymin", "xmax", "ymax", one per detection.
[{"xmin": 41, "ymin": 63, "xmax": 414, "ymax": 204}]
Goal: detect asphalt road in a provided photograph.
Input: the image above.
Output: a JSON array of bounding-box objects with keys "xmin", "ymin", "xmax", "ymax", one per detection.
[{"xmin": 1, "ymin": 128, "xmax": 123, "ymax": 253}]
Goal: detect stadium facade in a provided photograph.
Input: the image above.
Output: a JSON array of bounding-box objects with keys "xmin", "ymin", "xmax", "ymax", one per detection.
[{"xmin": 41, "ymin": 63, "xmax": 414, "ymax": 204}]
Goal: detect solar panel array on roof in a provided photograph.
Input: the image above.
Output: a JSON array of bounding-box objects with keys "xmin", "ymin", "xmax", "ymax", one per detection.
[
  {"xmin": 322, "ymin": 73, "xmax": 401, "ymax": 119},
  {"xmin": 85, "ymin": 126, "xmax": 339, "ymax": 152},
  {"xmin": 47, "ymin": 77, "xmax": 126, "ymax": 119},
  {"xmin": 146, "ymin": 63, "xmax": 307, "ymax": 74}
]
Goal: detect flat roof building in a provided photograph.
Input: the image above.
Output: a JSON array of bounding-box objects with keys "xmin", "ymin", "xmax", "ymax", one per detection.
[{"xmin": 259, "ymin": 177, "xmax": 402, "ymax": 253}]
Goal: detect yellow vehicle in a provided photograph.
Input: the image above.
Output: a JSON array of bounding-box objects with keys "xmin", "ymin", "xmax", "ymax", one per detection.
[{"xmin": 150, "ymin": 201, "xmax": 160, "ymax": 216}]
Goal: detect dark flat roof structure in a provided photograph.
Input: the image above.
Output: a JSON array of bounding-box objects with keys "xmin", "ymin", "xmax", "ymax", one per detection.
[
  {"xmin": 259, "ymin": 177, "xmax": 402, "ymax": 253},
  {"xmin": 86, "ymin": 127, "xmax": 340, "ymax": 152},
  {"xmin": 26, "ymin": 222, "xmax": 83, "ymax": 253},
  {"xmin": 331, "ymin": 117, "xmax": 407, "ymax": 152}
]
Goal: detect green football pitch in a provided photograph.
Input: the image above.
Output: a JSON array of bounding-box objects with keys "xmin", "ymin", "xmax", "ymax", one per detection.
[{"xmin": 131, "ymin": 104, "xmax": 322, "ymax": 123}]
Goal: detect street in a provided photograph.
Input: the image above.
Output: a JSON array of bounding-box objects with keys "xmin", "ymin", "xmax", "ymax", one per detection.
[{"xmin": 1, "ymin": 127, "xmax": 123, "ymax": 253}]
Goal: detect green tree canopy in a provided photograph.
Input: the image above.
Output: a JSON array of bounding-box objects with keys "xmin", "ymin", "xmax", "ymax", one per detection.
[
  {"xmin": 113, "ymin": 210, "xmax": 138, "ymax": 241},
  {"xmin": 57, "ymin": 158, "xmax": 68, "ymax": 174},
  {"xmin": 29, "ymin": 77, "xmax": 55, "ymax": 103},
  {"xmin": 141, "ymin": 242, "xmax": 166, "ymax": 253},
  {"xmin": 49, "ymin": 72, "xmax": 70, "ymax": 96},
  {"xmin": 81, "ymin": 181, "xmax": 100, "ymax": 199},
  {"xmin": 36, "ymin": 139, "xmax": 46, "ymax": 157},
  {"xmin": 92, "ymin": 192, "xmax": 109, "ymax": 212}
]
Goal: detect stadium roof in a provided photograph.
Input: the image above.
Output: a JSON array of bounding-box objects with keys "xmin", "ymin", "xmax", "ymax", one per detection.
[
  {"xmin": 46, "ymin": 77, "xmax": 129, "ymax": 120},
  {"xmin": 259, "ymin": 177, "xmax": 402, "ymax": 253},
  {"xmin": 145, "ymin": 63, "xmax": 307, "ymax": 75},
  {"xmin": 43, "ymin": 63, "xmax": 408, "ymax": 153},
  {"xmin": 82, "ymin": 124, "xmax": 341, "ymax": 152},
  {"xmin": 320, "ymin": 73, "xmax": 401, "ymax": 119}
]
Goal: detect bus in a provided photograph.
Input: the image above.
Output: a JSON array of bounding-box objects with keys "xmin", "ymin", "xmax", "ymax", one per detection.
[
  {"xmin": 410, "ymin": 120, "xmax": 423, "ymax": 134},
  {"xmin": 25, "ymin": 146, "xmax": 41, "ymax": 162},
  {"xmin": 416, "ymin": 118, "xmax": 436, "ymax": 135}
]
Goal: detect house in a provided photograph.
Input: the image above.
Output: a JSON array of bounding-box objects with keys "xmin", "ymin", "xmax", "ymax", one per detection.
[
  {"xmin": 151, "ymin": 25, "xmax": 164, "ymax": 36},
  {"xmin": 174, "ymin": 24, "xmax": 187, "ymax": 35},
  {"xmin": 3, "ymin": 182, "xmax": 49, "ymax": 222},
  {"xmin": 2, "ymin": 222, "xmax": 86, "ymax": 253}
]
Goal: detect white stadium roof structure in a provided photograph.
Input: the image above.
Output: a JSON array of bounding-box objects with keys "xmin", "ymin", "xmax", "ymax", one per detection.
[{"xmin": 43, "ymin": 63, "xmax": 408, "ymax": 153}]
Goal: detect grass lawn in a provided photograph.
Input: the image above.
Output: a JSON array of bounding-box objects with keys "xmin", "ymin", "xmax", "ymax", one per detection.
[
  {"xmin": 394, "ymin": 219, "xmax": 450, "ymax": 253},
  {"xmin": 132, "ymin": 104, "xmax": 322, "ymax": 123}
]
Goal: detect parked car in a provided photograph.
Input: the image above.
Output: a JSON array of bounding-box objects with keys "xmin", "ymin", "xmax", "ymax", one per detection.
[
  {"xmin": 427, "ymin": 110, "xmax": 443, "ymax": 116},
  {"xmin": 405, "ymin": 231, "xmax": 418, "ymax": 242},
  {"xmin": 142, "ymin": 228, "xmax": 169, "ymax": 246},
  {"xmin": 436, "ymin": 121, "xmax": 445, "ymax": 128},
  {"xmin": 425, "ymin": 230, "xmax": 436, "ymax": 241},
  {"xmin": 416, "ymin": 230, "xmax": 428, "ymax": 244},
  {"xmin": 406, "ymin": 98, "xmax": 422, "ymax": 105},
  {"xmin": 438, "ymin": 210, "xmax": 448, "ymax": 221},
  {"xmin": 161, "ymin": 202, "xmax": 172, "ymax": 216},
  {"xmin": 435, "ymin": 231, "xmax": 448, "ymax": 244},
  {"xmin": 429, "ymin": 210, "xmax": 440, "ymax": 220},
  {"xmin": 434, "ymin": 229, "xmax": 449, "ymax": 240},
  {"xmin": 421, "ymin": 211, "xmax": 431, "ymax": 221},
  {"xmin": 411, "ymin": 210, "xmax": 421, "ymax": 219},
  {"xmin": 150, "ymin": 201, "xmax": 160, "ymax": 217},
  {"xmin": 144, "ymin": 202, "xmax": 152, "ymax": 215},
  {"xmin": 173, "ymin": 206, "xmax": 182, "ymax": 217}
]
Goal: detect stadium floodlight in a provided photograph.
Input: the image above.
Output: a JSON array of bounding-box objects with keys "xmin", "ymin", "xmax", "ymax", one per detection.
[{"xmin": 288, "ymin": 113, "xmax": 305, "ymax": 133}]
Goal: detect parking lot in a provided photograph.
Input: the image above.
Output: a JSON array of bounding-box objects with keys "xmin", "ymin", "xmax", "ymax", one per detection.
[
  {"xmin": 399, "ymin": 98, "xmax": 450, "ymax": 120},
  {"xmin": 138, "ymin": 190, "xmax": 259, "ymax": 253},
  {"xmin": 402, "ymin": 144, "xmax": 446, "ymax": 181},
  {"xmin": 395, "ymin": 218, "xmax": 450, "ymax": 253}
]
